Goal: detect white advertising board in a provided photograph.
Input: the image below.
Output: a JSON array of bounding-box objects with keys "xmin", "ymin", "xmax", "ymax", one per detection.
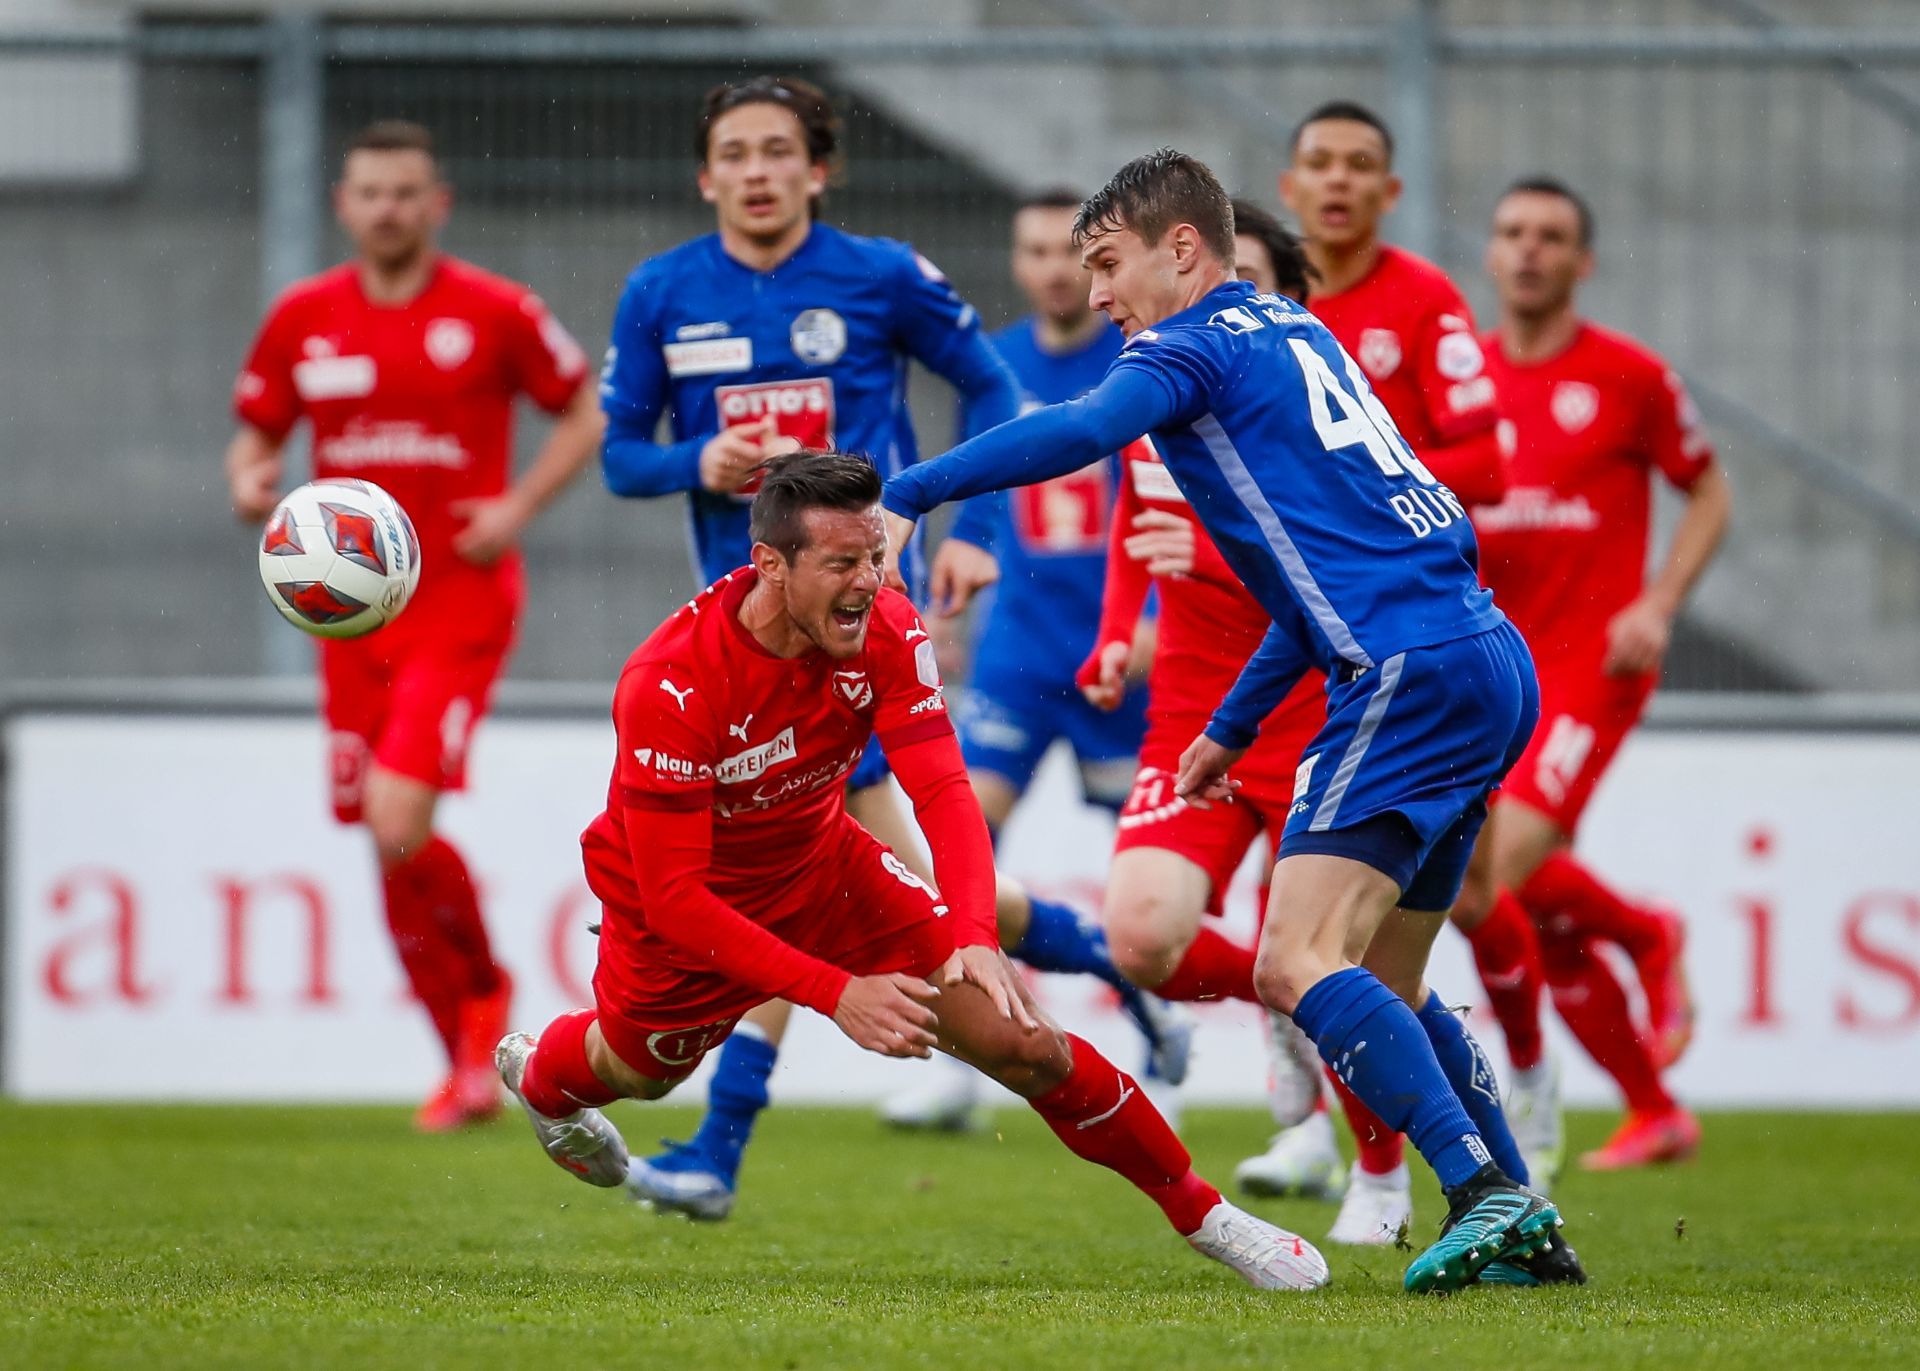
[{"xmin": 5, "ymin": 711, "xmax": 1918, "ymax": 1107}]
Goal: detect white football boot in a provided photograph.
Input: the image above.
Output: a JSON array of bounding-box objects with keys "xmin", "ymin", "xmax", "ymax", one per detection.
[
  {"xmin": 1186, "ymin": 1200, "xmax": 1331, "ymax": 1291},
  {"xmin": 879, "ymin": 1052, "xmax": 983, "ymax": 1132},
  {"xmin": 1326, "ymin": 1162, "xmax": 1414, "ymax": 1247},
  {"xmin": 1264, "ymin": 1010, "xmax": 1326, "ymax": 1128},
  {"xmin": 495, "ymin": 1031, "xmax": 630, "ymax": 1188},
  {"xmin": 1505, "ymin": 1052, "xmax": 1565, "ymax": 1195},
  {"xmin": 1233, "ymin": 1109, "xmax": 1349, "ymax": 1202}
]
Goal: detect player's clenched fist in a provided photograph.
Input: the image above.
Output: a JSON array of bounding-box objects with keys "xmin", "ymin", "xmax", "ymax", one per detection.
[
  {"xmin": 927, "ymin": 536, "xmax": 999, "ymax": 617},
  {"xmin": 1078, "ymin": 639, "xmax": 1131, "ymax": 712},
  {"xmin": 832, "ymin": 972, "xmax": 942, "ymax": 1058}
]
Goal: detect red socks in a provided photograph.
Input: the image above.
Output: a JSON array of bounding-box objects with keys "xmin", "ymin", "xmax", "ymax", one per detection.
[
  {"xmin": 1152, "ymin": 926, "xmax": 1259, "ymax": 1004},
  {"xmin": 1467, "ymin": 890, "xmax": 1546, "ymax": 1072},
  {"xmin": 1536, "ymin": 929, "xmax": 1674, "ymax": 1114},
  {"xmin": 1029, "ymin": 1034, "xmax": 1220, "ymax": 1234},
  {"xmin": 520, "ymin": 1009, "xmax": 621, "ymax": 1118},
  {"xmin": 381, "ymin": 834, "xmax": 506, "ymax": 1062},
  {"xmin": 1330, "ymin": 1070, "xmax": 1406, "ymax": 1176},
  {"xmin": 1522, "ymin": 851, "xmax": 1663, "ymax": 959}
]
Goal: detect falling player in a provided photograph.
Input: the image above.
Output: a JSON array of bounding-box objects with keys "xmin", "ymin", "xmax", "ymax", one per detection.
[
  {"xmin": 884, "ymin": 189, "xmax": 1194, "ymax": 1133},
  {"xmin": 1240, "ymin": 100, "xmax": 1552, "ymax": 1245},
  {"xmin": 598, "ymin": 76, "xmax": 1172, "ymax": 1216},
  {"xmin": 495, "ymin": 452, "xmax": 1329, "ymax": 1293},
  {"xmin": 225, "ymin": 121, "xmax": 602, "ymax": 1130},
  {"xmin": 1074, "ymin": 199, "xmax": 1333, "ymax": 1192},
  {"xmin": 883, "ymin": 150, "xmax": 1581, "ymax": 1292},
  {"xmin": 1473, "ymin": 176, "xmax": 1727, "ymax": 1169}
]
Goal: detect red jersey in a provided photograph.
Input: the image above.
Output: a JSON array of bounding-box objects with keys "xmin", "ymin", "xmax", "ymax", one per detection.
[
  {"xmin": 580, "ymin": 573, "xmax": 993, "ymax": 1013},
  {"xmin": 233, "ymin": 255, "xmax": 589, "ymax": 591},
  {"xmin": 1309, "ymin": 246, "xmax": 1506, "ymax": 504},
  {"xmin": 1081, "ymin": 438, "xmax": 1322, "ymax": 782},
  {"xmin": 1475, "ymin": 322, "xmax": 1714, "ymax": 667}
]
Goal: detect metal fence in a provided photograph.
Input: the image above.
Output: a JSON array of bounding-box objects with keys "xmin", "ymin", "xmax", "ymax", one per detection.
[{"xmin": 5, "ymin": 2, "xmax": 1919, "ymax": 693}]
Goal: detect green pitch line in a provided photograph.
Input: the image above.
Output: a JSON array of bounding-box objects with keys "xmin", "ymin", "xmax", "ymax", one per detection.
[{"xmin": 1, "ymin": 1104, "xmax": 1915, "ymax": 1370}]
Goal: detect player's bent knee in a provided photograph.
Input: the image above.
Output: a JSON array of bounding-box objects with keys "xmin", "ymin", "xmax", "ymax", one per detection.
[
  {"xmin": 972, "ymin": 1023, "xmax": 1072, "ymax": 1098},
  {"xmin": 1103, "ymin": 891, "xmax": 1195, "ymax": 989},
  {"xmin": 1252, "ymin": 945, "xmax": 1328, "ymax": 1016}
]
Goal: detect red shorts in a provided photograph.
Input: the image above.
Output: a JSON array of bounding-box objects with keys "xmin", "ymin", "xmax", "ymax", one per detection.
[
  {"xmin": 591, "ymin": 821, "xmax": 955, "ymax": 1082},
  {"xmin": 1498, "ymin": 663, "xmax": 1655, "ymax": 833},
  {"xmin": 320, "ymin": 563, "xmax": 520, "ymax": 822},
  {"xmin": 1111, "ymin": 709, "xmax": 1319, "ymax": 914}
]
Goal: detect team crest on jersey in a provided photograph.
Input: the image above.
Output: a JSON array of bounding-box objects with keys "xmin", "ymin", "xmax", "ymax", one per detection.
[
  {"xmin": 1551, "ymin": 381, "xmax": 1601, "ymax": 434},
  {"xmin": 1435, "ymin": 330, "xmax": 1486, "ymax": 381},
  {"xmin": 790, "ymin": 308, "xmax": 848, "ymax": 365},
  {"xmin": 425, "ymin": 318, "xmax": 475, "ymax": 370},
  {"xmin": 1358, "ymin": 328, "xmax": 1402, "ymax": 379},
  {"xmin": 833, "ymin": 669, "xmax": 874, "ymax": 709}
]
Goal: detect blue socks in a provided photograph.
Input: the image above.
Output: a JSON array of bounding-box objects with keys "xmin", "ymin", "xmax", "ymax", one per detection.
[
  {"xmin": 1013, "ymin": 896, "xmax": 1130, "ymax": 992},
  {"xmin": 688, "ymin": 1024, "xmax": 777, "ymax": 1184},
  {"xmin": 1417, "ymin": 991, "xmax": 1530, "ymax": 1186},
  {"xmin": 1292, "ymin": 966, "xmax": 1492, "ymax": 1191}
]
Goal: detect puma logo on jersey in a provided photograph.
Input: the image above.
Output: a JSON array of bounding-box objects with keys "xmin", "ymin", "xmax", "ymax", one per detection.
[
  {"xmin": 904, "ymin": 626, "xmax": 929, "ymax": 643},
  {"xmin": 728, "ymin": 713, "xmax": 754, "ymax": 742},
  {"xmin": 659, "ymin": 679, "xmax": 694, "ymax": 710}
]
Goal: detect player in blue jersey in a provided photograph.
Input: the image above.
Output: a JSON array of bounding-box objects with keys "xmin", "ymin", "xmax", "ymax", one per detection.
[
  {"xmin": 882, "ymin": 150, "xmax": 1584, "ymax": 1293},
  {"xmin": 599, "ymin": 77, "xmax": 1181, "ymax": 1217},
  {"xmin": 881, "ymin": 190, "xmax": 1188, "ymax": 1133}
]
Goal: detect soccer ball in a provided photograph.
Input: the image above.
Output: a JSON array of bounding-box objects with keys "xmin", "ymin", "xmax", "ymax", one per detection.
[{"xmin": 257, "ymin": 479, "xmax": 421, "ymax": 639}]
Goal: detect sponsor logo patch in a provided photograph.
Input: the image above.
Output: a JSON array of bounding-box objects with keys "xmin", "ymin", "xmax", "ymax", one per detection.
[
  {"xmin": 664, "ymin": 337, "xmax": 753, "ymax": 377},
  {"xmin": 293, "ymin": 355, "xmax": 376, "ymax": 401},
  {"xmin": 715, "ymin": 727, "xmax": 798, "ymax": 785},
  {"xmin": 1436, "ymin": 330, "xmax": 1486, "ymax": 382}
]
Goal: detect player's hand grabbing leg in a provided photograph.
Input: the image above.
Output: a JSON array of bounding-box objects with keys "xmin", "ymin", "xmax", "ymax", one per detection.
[
  {"xmin": 832, "ymin": 973, "xmax": 941, "ymax": 1058},
  {"xmin": 939, "ymin": 945, "xmax": 1040, "ymax": 1033}
]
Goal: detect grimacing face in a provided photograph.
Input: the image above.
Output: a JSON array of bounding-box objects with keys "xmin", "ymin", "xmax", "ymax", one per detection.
[
  {"xmin": 1280, "ymin": 118, "xmax": 1399, "ymax": 253},
  {"xmin": 1012, "ymin": 204, "xmax": 1092, "ymax": 324},
  {"xmin": 1486, "ymin": 190, "xmax": 1593, "ymax": 320},
  {"xmin": 335, "ymin": 149, "xmax": 448, "ymax": 271},
  {"xmin": 700, "ymin": 102, "xmax": 826, "ymax": 244},
  {"xmin": 1080, "ymin": 224, "xmax": 1189, "ymax": 338},
  {"xmin": 765, "ymin": 506, "xmax": 887, "ymax": 659}
]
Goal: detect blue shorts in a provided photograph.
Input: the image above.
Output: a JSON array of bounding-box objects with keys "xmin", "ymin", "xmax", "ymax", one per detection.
[
  {"xmin": 1278, "ymin": 621, "xmax": 1539, "ymax": 912},
  {"xmin": 956, "ymin": 667, "xmax": 1147, "ymax": 812}
]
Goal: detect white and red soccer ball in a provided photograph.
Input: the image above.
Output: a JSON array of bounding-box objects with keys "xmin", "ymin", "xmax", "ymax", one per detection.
[{"xmin": 257, "ymin": 479, "xmax": 421, "ymax": 639}]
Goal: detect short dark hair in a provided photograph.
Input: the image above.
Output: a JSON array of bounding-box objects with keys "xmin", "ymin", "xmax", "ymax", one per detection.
[
  {"xmin": 696, "ymin": 75, "xmax": 842, "ymax": 170},
  {"xmin": 749, "ymin": 451, "xmax": 883, "ymax": 561},
  {"xmin": 1499, "ymin": 175, "xmax": 1596, "ymax": 248},
  {"xmin": 1016, "ymin": 186, "xmax": 1086, "ymax": 214},
  {"xmin": 345, "ymin": 120, "xmax": 437, "ymax": 165},
  {"xmin": 1073, "ymin": 148, "xmax": 1236, "ymax": 264},
  {"xmin": 1290, "ymin": 100, "xmax": 1395, "ymax": 164},
  {"xmin": 1228, "ymin": 199, "xmax": 1316, "ymax": 301}
]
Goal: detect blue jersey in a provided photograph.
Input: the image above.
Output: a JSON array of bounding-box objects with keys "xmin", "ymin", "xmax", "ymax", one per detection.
[
  {"xmin": 599, "ymin": 223, "xmax": 1020, "ymax": 586},
  {"xmin": 959, "ymin": 317, "xmax": 1126, "ymax": 688},
  {"xmin": 883, "ymin": 279, "xmax": 1502, "ymax": 748}
]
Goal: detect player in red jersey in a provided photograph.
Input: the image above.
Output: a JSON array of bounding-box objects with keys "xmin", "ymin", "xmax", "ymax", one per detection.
[
  {"xmin": 1246, "ymin": 100, "xmax": 1546, "ymax": 1245},
  {"xmin": 226, "ymin": 122, "xmax": 602, "ymax": 1130},
  {"xmin": 494, "ymin": 452, "xmax": 1328, "ymax": 1292},
  {"xmin": 1074, "ymin": 202, "xmax": 1342, "ymax": 1198},
  {"xmin": 1470, "ymin": 176, "xmax": 1730, "ymax": 1172}
]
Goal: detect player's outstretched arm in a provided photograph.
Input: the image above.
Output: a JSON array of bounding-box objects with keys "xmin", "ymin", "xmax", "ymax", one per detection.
[{"xmin": 881, "ymin": 367, "xmax": 1181, "ymax": 591}]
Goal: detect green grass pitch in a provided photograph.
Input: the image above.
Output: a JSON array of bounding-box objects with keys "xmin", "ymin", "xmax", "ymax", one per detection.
[{"xmin": 3, "ymin": 1103, "xmax": 1916, "ymax": 1369}]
